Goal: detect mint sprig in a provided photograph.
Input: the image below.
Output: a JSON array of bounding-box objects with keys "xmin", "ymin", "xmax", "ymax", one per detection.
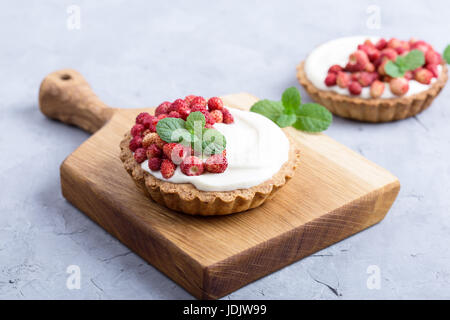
[
  {"xmin": 444, "ymin": 45, "xmax": 450, "ymax": 64},
  {"xmin": 156, "ymin": 112, "xmax": 226, "ymax": 154},
  {"xmin": 385, "ymin": 49, "xmax": 425, "ymax": 78},
  {"xmin": 250, "ymin": 87, "xmax": 332, "ymax": 132}
]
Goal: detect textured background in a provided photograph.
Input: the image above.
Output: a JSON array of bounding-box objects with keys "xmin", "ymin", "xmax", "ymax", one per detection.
[{"xmin": 1, "ymin": 0, "xmax": 449, "ymax": 299}]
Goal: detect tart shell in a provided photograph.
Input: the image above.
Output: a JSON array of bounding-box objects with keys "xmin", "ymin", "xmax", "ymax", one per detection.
[
  {"xmin": 297, "ymin": 61, "xmax": 448, "ymax": 122},
  {"xmin": 120, "ymin": 131, "xmax": 301, "ymax": 216}
]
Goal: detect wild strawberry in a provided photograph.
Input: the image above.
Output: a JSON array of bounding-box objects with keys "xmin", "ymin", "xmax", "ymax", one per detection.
[
  {"xmin": 404, "ymin": 71, "xmax": 413, "ymax": 80},
  {"xmin": 184, "ymin": 95, "xmax": 197, "ymax": 106},
  {"xmin": 348, "ymin": 81, "xmax": 362, "ymax": 95},
  {"xmin": 146, "ymin": 144, "xmax": 162, "ymax": 159},
  {"xmin": 190, "ymin": 96, "xmax": 207, "ymax": 107},
  {"xmin": 222, "ymin": 108, "xmax": 234, "ymax": 124},
  {"xmin": 142, "ymin": 115, "xmax": 156, "ymax": 130},
  {"xmin": 136, "ymin": 112, "xmax": 152, "ymax": 125},
  {"xmin": 414, "ymin": 68, "xmax": 433, "ymax": 84},
  {"xmin": 148, "ymin": 157, "xmax": 162, "ymax": 171},
  {"xmin": 377, "ymin": 59, "xmax": 389, "ymax": 76},
  {"xmin": 168, "ymin": 111, "xmax": 181, "ymax": 118},
  {"xmin": 389, "ymin": 77, "xmax": 409, "ymax": 96},
  {"xmin": 203, "ymin": 110, "xmax": 215, "ymax": 125},
  {"xmin": 425, "ymin": 50, "xmax": 441, "ymax": 65},
  {"xmin": 170, "ymin": 99, "xmax": 188, "ymax": 113},
  {"xmin": 190, "ymin": 103, "xmax": 207, "ymax": 113},
  {"xmin": 210, "ymin": 110, "xmax": 223, "ymax": 123},
  {"xmin": 351, "ymin": 72, "xmax": 361, "ymax": 81},
  {"xmin": 142, "ymin": 132, "xmax": 165, "ymax": 149},
  {"xmin": 134, "ymin": 148, "xmax": 147, "ymax": 163},
  {"xmin": 161, "ymin": 159, "xmax": 176, "ymax": 179},
  {"xmin": 205, "ymin": 154, "xmax": 228, "ymax": 173},
  {"xmin": 380, "ymin": 48, "xmax": 398, "ymax": 61},
  {"xmin": 180, "ymin": 156, "xmax": 204, "ymax": 176},
  {"xmin": 205, "ymin": 123, "xmax": 215, "ymax": 129},
  {"xmin": 346, "ymin": 50, "xmax": 369, "ymax": 72},
  {"xmin": 365, "ymin": 62, "xmax": 375, "ymax": 72},
  {"xmin": 410, "ymin": 40, "xmax": 431, "ymax": 54},
  {"xmin": 129, "ymin": 136, "xmax": 143, "ymax": 152},
  {"xmin": 396, "ymin": 41, "xmax": 410, "ymax": 55},
  {"xmin": 375, "ymin": 38, "xmax": 388, "ymax": 50},
  {"xmin": 142, "ymin": 129, "xmax": 151, "ymax": 137},
  {"xmin": 207, "ymin": 97, "xmax": 224, "ymax": 111},
  {"xmin": 328, "ymin": 65, "xmax": 343, "ymax": 74},
  {"xmin": 387, "ymin": 38, "xmax": 401, "ymax": 50},
  {"xmin": 426, "ymin": 64, "xmax": 439, "ymax": 78},
  {"xmin": 131, "ymin": 124, "xmax": 145, "ymax": 137},
  {"xmin": 178, "ymin": 105, "xmax": 191, "ymax": 120},
  {"xmin": 358, "ymin": 72, "xmax": 376, "ymax": 87},
  {"xmin": 163, "ymin": 143, "xmax": 189, "ymax": 165},
  {"xmin": 370, "ymin": 80, "xmax": 385, "ymax": 98},
  {"xmin": 324, "ymin": 73, "xmax": 337, "ymax": 86},
  {"xmin": 157, "ymin": 114, "xmax": 168, "ymax": 120},
  {"xmin": 222, "ymin": 149, "xmax": 227, "ymax": 157},
  {"xmin": 155, "ymin": 102, "xmax": 171, "ymax": 116},
  {"xmin": 358, "ymin": 44, "xmax": 380, "ymax": 62},
  {"xmin": 336, "ymin": 71, "xmax": 351, "ymax": 88}
]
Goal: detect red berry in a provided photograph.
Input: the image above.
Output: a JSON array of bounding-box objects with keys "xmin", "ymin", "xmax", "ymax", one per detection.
[
  {"xmin": 222, "ymin": 108, "xmax": 234, "ymax": 124},
  {"xmin": 142, "ymin": 115, "xmax": 156, "ymax": 129},
  {"xmin": 184, "ymin": 95, "xmax": 197, "ymax": 105},
  {"xmin": 203, "ymin": 110, "xmax": 215, "ymax": 125},
  {"xmin": 324, "ymin": 73, "xmax": 337, "ymax": 86},
  {"xmin": 327, "ymin": 65, "xmax": 343, "ymax": 74},
  {"xmin": 377, "ymin": 59, "xmax": 389, "ymax": 76},
  {"xmin": 205, "ymin": 123, "xmax": 214, "ymax": 129},
  {"xmin": 365, "ymin": 62, "xmax": 375, "ymax": 72},
  {"xmin": 142, "ymin": 132, "xmax": 158, "ymax": 148},
  {"xmin": 157, "ymin": 114, "xmax": 168, "ymax": 120},
  {"xmin": 146, "ymin": 144, "xmax": 162, "ymax": 159},
  {"xmin": 387, "ymin": 38, "xmax": 401, "ymax": 50},
  {"xmin": 155, "ymin": 102, "xmax": 171, "ymax": 117},
  {"xmin": 131, "ymin": 124, "xmax": 145, "ymax": 137},
  {"xmin": 170, "ymin": 99, "xmax": 188, "ymax": 113},
  {"xmin": 210, "ymin": 110, "xmax": 223, "ymax": 123},
  {"xmin": 404, "ymin": 71, "xmax": 414, "ymax": 80},
  {"xmin": 410, "ymin": 40, "xmax": 431, "ymax": 54},
  {"xmin": 348, "ymin": 81, "xmax": 362, "ymax": 95},
  {"xmin": 370, "ymin": 80, "xmax": 385, "ymax": 98},
  {"xmin": 425, "ymin": 51, "xmax": 441, "ymax": 65},
  {"xmin": 426, "ymin": 64, "xmax": 439, "ymax": 78},
  {"xmin": 358, "ymin": 72, "xmax": 376, "ymax": 87},
  {"xmin": 168, "ymin": 111, "xmax": 181, "ymax": 118},
  {"xmin": 190, "ymin": 103, "xmax": 207, "ymax": 113},
  {"xmin": 205, "ymin": 154, "xmax": 228, "ymax": 173},
  {"xmin": 136, "ymin": 112, "xmax": 151, "ymax": 125},
  {"xmin": 390, "ymin": 77, "xmax": 409, "ymax": 96},
  {"xmin": 346, "ymin": 50, "xmax": 369, "ymax": 72},
  {"xmin": 207, "ymin": 97, "xmax": 224, "ymax": 111},
  {"xmin": 380, "ymin": 48, "xmax": 398, "ymax": 61},
  {"xmin": 190, "ymin": 96, "xmax": 207, "ymax": 107},
  {"xmin": 129, "ymin": 136, "xmax": 143, "ymax": 152},
  {"xmin": 163, "ymin": 143, "xmax": 189, "ymax": 165},
  {"xmin": 375, "ymin": 38, "xmax": 387, "ymax": 50},
  {"xmin": 180, "ymin": 156, "xmax": 204, "ymax": 176},
  {"xmin": 161, "ymin": 159, "xmax": 176, "ymax": 179},
  {"xmin": 148, "ymin": 157, "xmax": 162, "ymax": 171},
  {"xmin": 134, "ymin": 148, "xmax": 147, "ymax": 163},
  {"xmin": 414, "ymin": 68, "xmax": 433, "ymax": 85},
  {"xmin": 358, "ymin": 44, "xmax": 380, "ymax": 62},
  {"xmin": 336, "ymin": 71, "xmax": 351, "ymax": 88},
  {"xmin": 178, "ymin": 106, "xmax": 191, "ymax": 120}
]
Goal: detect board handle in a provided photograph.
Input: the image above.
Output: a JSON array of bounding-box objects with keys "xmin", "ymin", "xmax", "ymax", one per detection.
[{"xmin": 39, "ymin": 69, "xmax": 114, "ymax": 133}]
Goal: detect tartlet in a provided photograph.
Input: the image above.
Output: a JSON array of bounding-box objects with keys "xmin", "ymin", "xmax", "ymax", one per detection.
[
  {"xmin": 297, "ymin": 37, "xmax": 448, "ymax": 122},
  {"xmin": 119, "ymin": 97, "xmax": 301, "ymax": 216}
]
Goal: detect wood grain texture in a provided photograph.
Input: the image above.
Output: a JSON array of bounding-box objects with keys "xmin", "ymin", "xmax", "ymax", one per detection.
[{"xmin": 40, "ymin": 70, "xmax": 400, "ymax": 299}]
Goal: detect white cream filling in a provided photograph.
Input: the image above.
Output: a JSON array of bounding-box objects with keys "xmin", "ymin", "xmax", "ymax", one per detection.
[
  {"xmin": 304, "ymin": 36, "xmax": 440, "ymax": 99},
  {"xmin": 140, "ymin": 108, "xmax": 290, "ymax": 192}
]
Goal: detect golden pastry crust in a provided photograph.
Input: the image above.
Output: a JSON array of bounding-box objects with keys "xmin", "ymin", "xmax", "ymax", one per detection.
[
  {"xmin": 297, "ymin": 61, "xmax": 448, "ymax": 122},
  {"xmin": 120, "ymin": 130, "xmax": 301, "ymax": 216}
]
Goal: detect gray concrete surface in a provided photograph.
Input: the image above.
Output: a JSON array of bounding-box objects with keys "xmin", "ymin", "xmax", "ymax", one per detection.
[{"xmin": 1, "ymin": 0, "xmax": 450, "ymax": 299}]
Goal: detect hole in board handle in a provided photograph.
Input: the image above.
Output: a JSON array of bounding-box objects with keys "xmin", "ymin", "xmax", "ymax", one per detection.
[{"xmin": 60, "ymin": 74, "xmax": 72, "ymax": 80}]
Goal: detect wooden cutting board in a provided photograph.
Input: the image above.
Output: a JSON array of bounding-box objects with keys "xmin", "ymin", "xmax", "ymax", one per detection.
[{"xmin": 39, "ymin": 69, "xmax": 400, "ymax": 299}]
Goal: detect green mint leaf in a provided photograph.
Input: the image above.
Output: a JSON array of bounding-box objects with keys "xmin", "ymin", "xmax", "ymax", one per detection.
[
  {"xmin": 385, "ymin": 61, "xmax": 404, "ymax": 78},
  {"xmin": 402, "ymin": 49, "xmax": 425, "ymax": 70},
  {"xmin": 250, "ymin": 99, "xmax": 284, "ymax": 124},
  {"xmin": 281, "ymin": 87, "xmax": 301, "ymax": 114},
  {"xmin": 156, "ymin": 117, "xmax": 187, "ymax": 143},
  {"xmin": 444, "ymin": 45, "xmax": 450, "ymax": 64},
  {"xmin": 186, "ymin": 111, "xmax": 206, "ymax": 132},
  {"xmin": 293, "ymin": 103, "xmax": 332, "ymax": 132},
  {"xmin": 202, "ymin": 128, "xmax": 226, "ymax": 155},
  {"xmin": 276, "ymin": 113, "xmax": 297, "ymax": 128}
]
